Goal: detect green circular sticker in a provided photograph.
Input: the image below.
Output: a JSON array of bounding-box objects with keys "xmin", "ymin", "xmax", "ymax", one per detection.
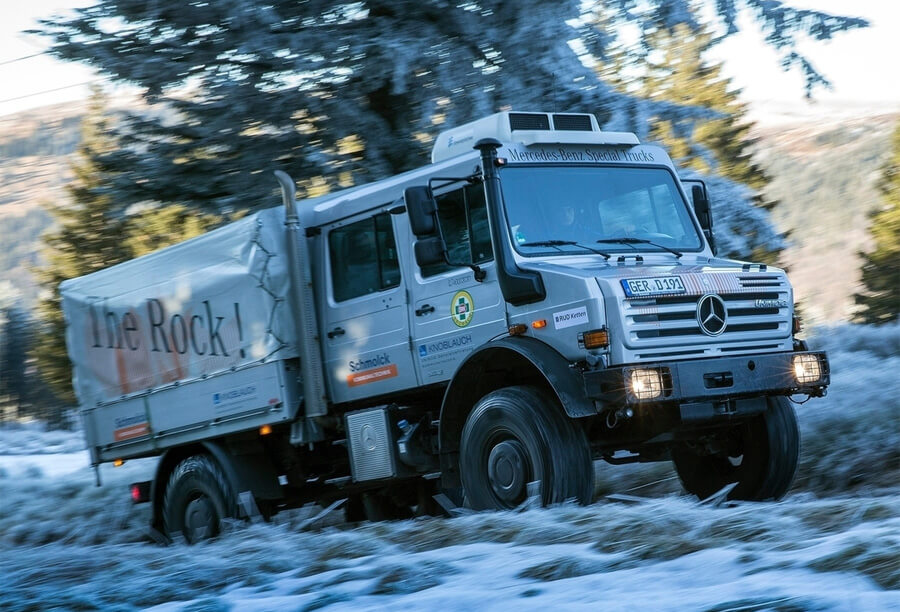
[{"xmin": 451, "ymin": 290, "xmax": 474, "ymax": 327}]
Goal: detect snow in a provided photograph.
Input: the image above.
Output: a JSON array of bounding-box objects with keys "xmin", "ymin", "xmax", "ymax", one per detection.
[{"xmin": 1, "ymin": 324, "xmax": 898, "ymax": 610}]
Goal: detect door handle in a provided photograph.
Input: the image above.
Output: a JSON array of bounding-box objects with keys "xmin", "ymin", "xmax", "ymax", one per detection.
[
  {"xmin": 415, "ymin": 304, "xmax": 435, "ymax": 316},
  {"xmin": 327, "ymin": 327, "xmax": 345, "ymax": 339}
]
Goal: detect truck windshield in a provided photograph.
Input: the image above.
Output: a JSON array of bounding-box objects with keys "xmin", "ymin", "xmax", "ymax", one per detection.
[{"xmin": 500, "ymin": 166, "xmax": 703, "ymax": 255}]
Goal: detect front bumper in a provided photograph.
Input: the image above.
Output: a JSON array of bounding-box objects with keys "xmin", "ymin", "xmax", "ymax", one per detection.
[{"xmin": 583, "ymin": 351, "xmax": 829, "ymax": 407}]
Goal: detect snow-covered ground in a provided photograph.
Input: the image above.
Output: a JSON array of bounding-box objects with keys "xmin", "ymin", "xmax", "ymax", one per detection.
[{"xmin": 1, "ymin": 324, "xmax": 898, "ymax": 610}]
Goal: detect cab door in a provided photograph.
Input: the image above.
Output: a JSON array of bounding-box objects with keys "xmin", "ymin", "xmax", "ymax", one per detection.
[
  {"xmin": 320, "ymin": 210, "xmax": 417, "ymax": 403},
  {"xmin": 407, "ymin": 181, "xmax": 506, "ymax": 383}
]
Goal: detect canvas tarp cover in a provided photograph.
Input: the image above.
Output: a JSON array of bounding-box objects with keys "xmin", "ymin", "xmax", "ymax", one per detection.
[{"xmin": 60, "ymin": 207, "xmax": 297, "ymax": 407}]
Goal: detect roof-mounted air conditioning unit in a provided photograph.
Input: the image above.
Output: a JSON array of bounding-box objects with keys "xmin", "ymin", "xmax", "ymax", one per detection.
[{"xmin": 431, "ymin": 111, "xmax": 640, "ymax": 163}]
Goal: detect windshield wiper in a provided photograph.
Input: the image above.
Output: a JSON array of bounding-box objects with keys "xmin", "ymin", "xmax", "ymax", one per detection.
[
  {"xmin": 520, "ymin": 240, "xmax": 611, "ymax": 259},
  {"xmin": 596, "ymin": 237, "xmax": 683, "ymax": 258}
]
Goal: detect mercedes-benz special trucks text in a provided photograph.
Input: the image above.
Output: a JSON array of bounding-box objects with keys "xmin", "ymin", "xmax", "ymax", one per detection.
[{"xmin": 62, "ymin": 111, "xmax": 829, "ymax": 542}]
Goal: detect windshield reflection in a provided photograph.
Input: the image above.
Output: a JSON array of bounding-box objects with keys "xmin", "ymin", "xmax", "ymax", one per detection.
[{"xmin": 500, "ymin": 166, "xmax": 702, "ymax": 255}]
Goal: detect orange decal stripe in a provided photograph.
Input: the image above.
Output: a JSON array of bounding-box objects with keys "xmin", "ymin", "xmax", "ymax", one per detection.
[
  {"xmin": 346, "ymin": 364, "xmax": 399, "ymax": 388},
  {"xmin": 113, "ymin": 423, "xmax": 150, "ymax": 441}
]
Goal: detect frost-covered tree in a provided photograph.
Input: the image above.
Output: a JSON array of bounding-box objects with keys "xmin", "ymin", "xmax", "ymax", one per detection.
[
  {"xmin": 35, "ymin": 0, "xmax": 866, "ymax": 218},
  {"xmin": 0, "ymin": 294, "xmax": 66, "ymax": 425},
  {"xmin": 854, "ymin": 122, "xmax": 900, "ymax": 325}
]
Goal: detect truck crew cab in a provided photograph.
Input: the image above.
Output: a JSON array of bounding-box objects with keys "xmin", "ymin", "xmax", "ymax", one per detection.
[{"xmin": 62, "ymin": 111, "xmax": 829, "ymax": 542}]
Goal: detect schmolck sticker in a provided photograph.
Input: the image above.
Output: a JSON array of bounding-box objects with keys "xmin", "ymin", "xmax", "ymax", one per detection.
[{"xmin": 346, "ymin": 352, "xmax": 398, "ymax": 387}]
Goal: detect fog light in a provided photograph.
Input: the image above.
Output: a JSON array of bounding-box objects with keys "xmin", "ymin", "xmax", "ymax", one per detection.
[
  {"xmin": 792, "ymin": 354, "xmax": 821, "ymax": 384},
  {"xmin": 629, "ymin": 368, "xmax": 663, "ymax": 401}
]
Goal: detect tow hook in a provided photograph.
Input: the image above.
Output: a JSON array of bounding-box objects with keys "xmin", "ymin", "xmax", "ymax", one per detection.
[{"xmin": 606, "ymin": 407, "xmax": 634, "ymax": 428}]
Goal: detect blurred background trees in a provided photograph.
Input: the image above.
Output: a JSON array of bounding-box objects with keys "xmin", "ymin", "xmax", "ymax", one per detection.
[
  {"xmin": 0, "ymin": 284, "xmax": 67, "ymax": 426},
  {"xmin": 31, "ymin": 90, "xmax": 130, "ymax": 406},
  {"xmin": 5, "ymin": 1, "xmax": 868, "ymax": 408},
  {"xmin": 597, "ymin": 20, "xmax": 781, "ymax": 263},
  {"xmin": 854, "ymin": 122, "xmax": 900, "ymax": 324}
]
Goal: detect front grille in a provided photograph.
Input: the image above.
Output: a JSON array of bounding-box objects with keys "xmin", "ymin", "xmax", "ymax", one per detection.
[
  {"xmin": 509, "ymin": 112, "xmax": 550, "ymax": 131},
  {"xmin": 738, "ymin": 274, "xmax": 783, "ymax": 288},
  {"xmin": 622, "ymin": 281, "xmax": 791, "ymax": 356},
  {"xmin": 552, "ymin": 114, "xmax": 593, "ymax": 131}
]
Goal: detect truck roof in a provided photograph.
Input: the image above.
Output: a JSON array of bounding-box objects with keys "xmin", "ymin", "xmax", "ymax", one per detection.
[{"xmin": 299, "ymin": 150, "xmax": 481, "ymax": 228}]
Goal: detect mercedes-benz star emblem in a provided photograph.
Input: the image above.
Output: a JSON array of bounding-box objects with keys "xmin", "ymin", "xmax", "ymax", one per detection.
[
  {"xmin": 697, "ymin": 294, "xmax": 727, "ymax": 336},
  {"xmin": 361, "ymin": 424, "xmax": 377, "ymax": 451}
]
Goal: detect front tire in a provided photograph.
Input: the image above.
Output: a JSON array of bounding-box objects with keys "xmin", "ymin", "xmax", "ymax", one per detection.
[
  {"xmin": 163, "ymin": 455, "xmax": 236, "ymax": 543},
  {"xmin": 672, "ymin": 396, "xmax": 800, "ymax": 501},
  {"xmin": 459, "ymin": 385, "xmax": 593, "ymax": 510}
]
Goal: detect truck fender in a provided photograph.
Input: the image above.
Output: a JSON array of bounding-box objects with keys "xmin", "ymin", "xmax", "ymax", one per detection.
[
  {"xmin": 438, "ymin": 337, "xmax": 596, "ymax": 488},
  {"xmin": 149, "ymin": 440, "xmax": 282, "ymax": 531}
]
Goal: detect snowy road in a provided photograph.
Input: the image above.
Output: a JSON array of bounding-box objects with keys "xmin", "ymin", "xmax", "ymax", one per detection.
[{"xmin": 1, "ymin": 325, "xmax": 898, "ymax": 610}]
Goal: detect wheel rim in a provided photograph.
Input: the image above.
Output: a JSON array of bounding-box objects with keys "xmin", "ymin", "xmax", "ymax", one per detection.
[
  {"xmin": 184, "ymin": 495, "xmax": 218, "ymax": 541},
  {"xmin": 487, "ymin": 439, "xmax": 529, "ymax": 506}
]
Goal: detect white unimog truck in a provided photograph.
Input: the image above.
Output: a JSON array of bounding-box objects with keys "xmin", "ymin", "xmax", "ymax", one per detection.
[{"xmin": 62, "ymin": 111, "xmax": 830, "ymax": 542}]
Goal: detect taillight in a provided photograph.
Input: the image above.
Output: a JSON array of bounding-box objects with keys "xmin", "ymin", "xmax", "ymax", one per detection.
[{"xmin": 130, "ymin": 481, "xmax": 151, "ymax": 504}]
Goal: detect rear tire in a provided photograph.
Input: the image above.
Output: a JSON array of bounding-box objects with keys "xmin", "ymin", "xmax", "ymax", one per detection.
[
  {"xmin": 163, "ymin": 455, "xmax": 236, "ymax": 543},
  {"xmin": 459, "ymin": 385, "xmax": 593, "ymax": 510},
  {"xmin": 672, "ymin": 396, "xmax": 800, "ymax": 501}
]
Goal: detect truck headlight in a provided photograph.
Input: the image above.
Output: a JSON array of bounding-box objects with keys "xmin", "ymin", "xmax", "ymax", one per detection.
[
  {"xmin": 629, "ymin": 368, "xmax": 663, "ymax": 401},
  {"xmin": 792, "ymin": 354, "xmax": 821, "ymax": 384}
]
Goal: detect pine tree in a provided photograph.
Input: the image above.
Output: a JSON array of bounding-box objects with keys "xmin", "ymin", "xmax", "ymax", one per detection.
[
  {"xmin": 854, "ymin": 122, "xmax": 900, "ymax": 324},
  {"xmin": 643, "ymin": 25, "xmax": 770, "ymax": 193},
  {"xmin": 0, "ymin": 305, "xmax": 30, "ymax": 412},
  {"xmin": 124, "ymin": 205, "xmax": 225, "ymax": 258},
  {"xmin": 31, "ymin": 90, "xmax": 131, "ymax": 404}
]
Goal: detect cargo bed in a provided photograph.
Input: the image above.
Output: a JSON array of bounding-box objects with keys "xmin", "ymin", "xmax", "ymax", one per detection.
[{"xmin": 82, "ymin": 360, "xmax": 301, "ymax": 464}]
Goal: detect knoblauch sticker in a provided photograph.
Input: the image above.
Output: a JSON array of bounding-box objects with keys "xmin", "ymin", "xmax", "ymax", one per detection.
[
  {"xmin": 347, "ymin": 364, "xmax": 399, "ymax": 387},
  {"xmin": 553, "ymin": 306, "xmax": 589, "ymax": 330}
]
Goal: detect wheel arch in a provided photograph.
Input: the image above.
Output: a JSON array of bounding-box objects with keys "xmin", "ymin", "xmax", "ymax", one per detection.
[
  {"xmin": 150, "ymin": 439, "xmax": 282, "ymax": 531},
  {"xmin": 438, "ymin": 336, "xmax": 595, "ymax": 489}
]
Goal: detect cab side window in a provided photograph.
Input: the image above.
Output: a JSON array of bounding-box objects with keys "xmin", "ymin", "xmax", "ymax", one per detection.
[
  {"xmin": 329, "ymin": 212, "xmax": 400, "ymax": 302},
  {"xmin": 422, "ymin": 182, "xmax": 493, "ymax": 277}
]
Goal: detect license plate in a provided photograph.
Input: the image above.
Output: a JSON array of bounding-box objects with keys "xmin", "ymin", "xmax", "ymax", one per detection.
[{"xmin": 622, "ymin": 276, "xmax": 686, "ymax": 297}]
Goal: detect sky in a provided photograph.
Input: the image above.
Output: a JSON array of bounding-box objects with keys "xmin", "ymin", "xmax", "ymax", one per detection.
[
  {"xmin": 0, "ymin": 1, "xmax": 897, "ymax": 122},
  {"xmin": 708, "ymin": 0, "xmax": 900, "ymax": 122}
]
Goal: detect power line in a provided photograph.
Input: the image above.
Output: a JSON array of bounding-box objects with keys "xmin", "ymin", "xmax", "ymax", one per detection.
[
  {"xmin": 0, "ymin": 81, "xmax": 98, "ymax": 105},
  {"xmin": 0, "ymin": 53, "xmax": 44, "ymax": 67}
]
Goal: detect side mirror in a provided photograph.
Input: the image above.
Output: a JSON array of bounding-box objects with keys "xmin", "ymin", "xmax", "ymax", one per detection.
[
  {"xmin": 687, "ymin": 182, "xmax": 717, "ymax": 256},
  {"xmin": 414, "ymin": 236, "xmax": 445, "ymax": 267},
  {"xmin": 691, "ymin": 184, "xmax": 710, "ymax": 226},
  {"xmin": 404, "ymin": 186, "xmax": 437, "ymax": 237}
]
